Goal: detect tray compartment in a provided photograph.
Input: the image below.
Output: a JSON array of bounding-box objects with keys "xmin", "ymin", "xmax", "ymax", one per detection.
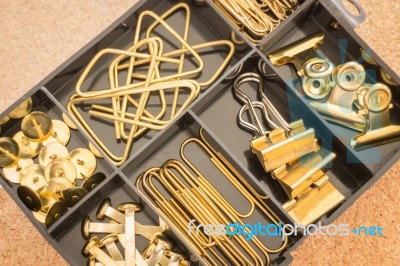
[
  {"xmin": 258, "ymin": 1, "xmax": 400, "ymax": 172},
  {"xmin": 0, "ymin": 89, "xmax": 115, "ymax": 232},
  {"xmin": 50, "ymin": 173, "xmax": 196, "ymax": 266},
  {"xmin": 121, "ymin": 111, "xmax": 300, "ymax": 266},
  {"xmin": 43, "ymin": 0, "xmax": 252, "ymax": 167},
  {"xmin": 192, "ymin": 53, "xmax": 371, "ymax": 207}
]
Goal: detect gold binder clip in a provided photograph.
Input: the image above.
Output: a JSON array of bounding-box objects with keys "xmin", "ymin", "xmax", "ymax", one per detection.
[
  {"xmin": 233, "ymin": 72, "xmax": 318, "ymax": 172},
  {"xmin": 274, "ymin": 149, "xmax": 345, "ymax": 225},
  {"xmin": 351, "ymin": 83, "xmax": 400, "ymax": 150},
  {"xmin": 268, "ymin": 32, "xmax": 324, "ymax": 75},
  {"xmin": 269, "ymin": 33, "xmax": 367, "ymax": 131},
  {"xmin": 310, "ymin": 62, "xmax": 366, "ymax": 131}
]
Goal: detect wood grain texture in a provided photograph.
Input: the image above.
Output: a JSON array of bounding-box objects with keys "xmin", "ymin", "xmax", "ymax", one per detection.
[{"xmin": 0, "ymin": 0, "xmax": 398, "ymax": 265}]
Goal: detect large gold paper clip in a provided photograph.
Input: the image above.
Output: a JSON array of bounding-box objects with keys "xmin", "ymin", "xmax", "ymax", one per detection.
[
  {"xmin": 66, "ymin": 3, "xmax": 234, "ymax": 166},
  {"xmin": 233, "ymin": 72, "xmax": 319, "ymax": 172},
  {"xmin": 274, "ymin": 149, "xmax": 345, "ymax": 225},
  {"xmin": 351, "ymin": 83, "xmax": 400, "ymax": 150}
]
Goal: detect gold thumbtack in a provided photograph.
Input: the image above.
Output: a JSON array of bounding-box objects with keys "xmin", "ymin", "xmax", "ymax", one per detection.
[
  {"xmin": 12, "ymin": 131, "xmax": 42, "ymax": 159},
  {"xmin": 88, "ymin": 142, "xmax": 103, "ymax": 159},
  {"xmin": 61, "ymin": 187, "xmax": 89, "ymax": 207},
  {"xmin": 17, "ymin": 185, "xmax": 42, "ymax": 211},
  {"xmin": 2, "ymin": 158, "xmax": 34, "ymax": 184},
  {"xmin": 21, "ymin": 111, "xmax": 53, "ymax": 142},
  {"xmin": 19, "ymin": 164, "xmax": 48, "ymax": 192},
  {"xmin": 42, "ymin": 120, "xmax": 71, "ymax": 146},
  {"xmin": 81, "ymin": 172, "xmax": 106, "ymax": 192},
  {"xmin": 38, "ymin": 142, "xmax": 69, "ymax": 167},
  {"xmin": 45, "ymin": 177, "xmax": 74, "ymax": 197},
  {"xmin": 0, "ymin": 137, "xmax": 20, "ymax": 168},
  {"xmin": 62, "ymin": 113, "xmax": 78, "ymax": 130},
  {"xmin": 45, "ymin": 200, "xmax": 68, "ymax": 228},
  {"xmin": 69, "ymin": 148, "xmax": 97, "ymax": 179},
  {"xmin": 8, "ymin": 97, "xmax": 33, "ymax": 119},
  {"xmin": 45, "ymin": 158, "xmax": 77, "ymax": 183}
]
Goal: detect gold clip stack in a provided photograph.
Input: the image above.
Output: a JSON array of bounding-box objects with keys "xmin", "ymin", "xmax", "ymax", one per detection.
[
  {"xmin": 66, "ymin": 3, "xmax": 234, "ymax": 166},
  {"xmin": 233, "ymin": 70, "xmax": 344, "ymax": 225},
  {"xmin": 268, "ymin": 32, "xmax": 400, "ymax": 150},
  {"xmin": 136, "ymin": 129, "xmax": 289, "ymax": 266},
  {"xmin": 212, "ymin": 0, "xmax": 299, "ymax": 43}
]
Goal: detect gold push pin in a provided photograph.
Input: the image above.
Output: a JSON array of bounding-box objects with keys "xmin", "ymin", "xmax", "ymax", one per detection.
[
  {"xmin": 88, "ymin": 142, "xmax": 103, "ymax": 158},
  {"xmin": 45, "ymin": 200, "xmax": 68, "ymax": 228},
  {"xmin": 32, "ymin": 210, "xmax": 47, "ymax": 224},
  {"xmin": 45, "ymin": 158, "xmax": 77, "ymax": 183},
  {"xmin": 13, "ymin": 131, "xmax": 42, "ymax": 159},
  {"xmin": 69, "ymin": 148, "xmax": 97, "ymax": 179},
  {"xmin": 43, "ymin": 120, "xmax": 71, "ymax": 146},
  {"xmin": 39, "ymin": 142, "xmax": 69, "ymax": 167},
  {"xmin": 61, "ymin": 187, "xmax": 88, "ymax": 207},
  {"xmin": 81, "ymin": 172, "xmax": 106, "ymax": 192},
  {"xmin": 21, "ymin": 111, "xmax": 53, "ymax": 142},
  {"xmin": 2, "ymin": 158, "xmax": 34, "ymax": 184},
  {"xmin": 0, "ymin": 137, "xmax": 20, "ymax": 168},
  {"xmin": 45, "ymin": 177, "xmax": 74, "ymax": 197},
  {"xmin": 20, "ymin": 164, "xmax": 48, "ymax": 192},
  {"xmin": 8, "ymin": 97, "xmax": 33, "ymax": 119},
  {"xmin": 0, "ymin": 116, "xmax": 10, "ymax": 125},
  {"xmin": 62, "ymin": 113, "xmax": 78, "ymax": 130},
  {"xmin": 17, "ymin": 185, "xmax": 42, "ymax": 211},
  {"xmin": 39, "ymin": 191, "xmax": 59, "ymax": 212}
]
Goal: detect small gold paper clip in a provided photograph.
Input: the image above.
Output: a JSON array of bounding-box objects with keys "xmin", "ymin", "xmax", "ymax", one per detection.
[
  {"xmin": 233, "ymin": 72, "xmax": 319, "ymax": 172},
  {"xmin": 352, "ymin": 83, "xmax": 400, "ymax": 150}
]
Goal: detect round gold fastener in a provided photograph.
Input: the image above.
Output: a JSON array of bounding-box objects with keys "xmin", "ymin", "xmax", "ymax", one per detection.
[
  {"xmin": 8, "ymin": 97, "xmax": 33, "ymax": 119},
  {"xmin": 39, "ymin": 142, "xmax": 69, "ymax": 167},
  {"xmin": 69, "ymin": 148, "xmax": 97, "ymax": 179},
  {"xmin": 20, "ymin": 164, "xmax": 48, "ymax": 192},
  {"xmin": 0, "ymin": 137, "xmax": 20, "ymax": 168},
  {"xmin": 2, "ymin": 158, "xmax": 34, "ymax": 184},
  {"xmin": 13, "ymin": 131, "xmax": 42, "ymax": 159},
  {"xmin": 43, "ymin": 120, "xmax": 71, "ymax": 146},
  {"xmin": 21, "ymin": 111, "xmax": 52, "ymax": 142}
]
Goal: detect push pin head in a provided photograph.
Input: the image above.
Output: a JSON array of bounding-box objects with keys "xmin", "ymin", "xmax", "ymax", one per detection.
[
  {"xmin": 21, "ymin": 111, "xmax": 52, "ymax": 142},
  {"xmin": 32, "ymin": 209, "xmax": 47, "ymax": 224},
  {"xmin": 0, "ymin": 116, "xmax": 10, "ymax": 125},
  {"xmin": 8, "ymin": 97, "xmax": 33, "ymax": 119},
  {"xmin": 17, "ymin": 185, "xmax": 42, "ymax": 211},
  {"xmin": 45, "ymin": 177, "xmax": 74, "ymax": 197},
  {"xmin": 81, "ymin": 172, "xmax": 106, "ymax": 192},
  {"xmin": 62, "ymin": 187, "xmax": 88, "ymax": 207},
  {"xmin": 2, "ymin": 158, "xmax": 34, "ymax": 184},
  {"xmin": 43, "ymin": 120, "xmax": 71, "ymax": 146},
  {"xmin": 69, "ymin": 148, "xmax": 97, "ymax": 179},
  {"xmin": 88, "ymin": 142, "xmax": 103, "ymax": 159},
  {"xmin": 20, "ymin": 164, "xmax": 48, "ymax": 192},
  {"xmin": 13, "ymin": 131, "xmax": 42, "ymax": 159},
  {"xmin": 39, "ymin": 142, "xmax": 69, "ymax": 167},
  {"xmin": 45, "ymin": 200, "xmax": 68, "ymax": 228},
  {"xmin": 39, "ymin": 191, "xmax": 59, "ymax": 212},
  {"xmin": 62, "ymin": 113, "xmax": 78, "ymax": 130},
  {"xmin": 0, "ymin": 137, "xmax": 20, "ymax": 168},
  {"xmin": 45, "ymin": 158, "xmax": 77, "ymax": 183}
]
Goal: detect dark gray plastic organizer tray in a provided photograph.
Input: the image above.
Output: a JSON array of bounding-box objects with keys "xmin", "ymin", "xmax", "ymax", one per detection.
[{"xmin": 0, "ymin": 0, "xmax": 399, "ymax": 265}]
